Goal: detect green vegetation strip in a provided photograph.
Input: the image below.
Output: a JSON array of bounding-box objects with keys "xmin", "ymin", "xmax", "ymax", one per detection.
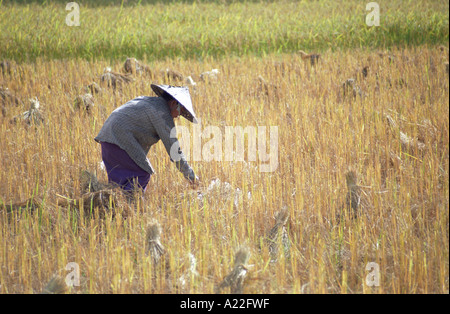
[{"xmin": 0, "ymin": 0, "xmax": 448, "ymax": 62}]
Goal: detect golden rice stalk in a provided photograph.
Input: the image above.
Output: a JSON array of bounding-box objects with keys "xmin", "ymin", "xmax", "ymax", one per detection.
[
  {"xmin": 41, "ymin": 275, "xmax": 67, "ymax": 294},
  {"xmin": 378, "ymin": 51, "xmax": 396, "ymax": 63},
  {"xmin": 266, "ymin": 208, "xmax": 290, "ymax": 261},
  {"xmin": 146, "ymin": 221, "xmax": 165, "ymax": 264},
  {"xmin": 216, "ymin": 247, "xmax": 250, "ymax": 294},
  {"xmin": 272, "ymin": 61, "xmax": 290, "ymax": 76}
]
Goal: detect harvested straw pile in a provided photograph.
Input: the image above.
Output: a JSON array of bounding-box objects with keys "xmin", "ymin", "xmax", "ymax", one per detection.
[
  {"xmin": 361, "ymin": 65, "xmax": 369, "ymax": 78},
  {"xmin": 216, "ymin": 247, "xmax": 250, "ymax": 294},
  {"xmin": 378, "ymin": 51, "xmax": 396, "ymax": 63},
  {"xmin": 123, "ymin": 57, "xmax": 153, "ymax": 76},
  {"xmin": 345, "ymin": 171, "xmax": 362, "ymax": 219},
  {"xmin": 80, "ymin": 170, "xmax": 107, "ymax": 193},
  {"xmin": 184, "ymin": 75, "xmax": 197, "ymax": 87},
  {"xmin": 353, "ymin": 65, "xmax": 369, "ymax": 79},
  {"xmin": 146, "ymin": 221, "xmax": 166, "ymax": 264},
  {"xmin": 194, "ymin": 178, "xmax": 248, "ymax": 210},
  {"xmin": 1, "ymin": 197, "xmax": 41, "ymax": 215},
  {"xmin": 40, "ymin": 275, "xmax": 67, "ymax": 294},
  {"xmin": 100, "ymin": 67, "xmax": 133, "ymax": 90},
  {"xmin": 266, "ymin": 208, "xmax": 290, "ymax": 261},
  {"xmin": 57, "ymin": 189, "xmax": 118, "ymax": 219},
  {"xmin": 10, "ymin": 97, "xmax": 44, "ymax": 126},
  {"xmin": 161, "ymin": 68, "xmax": 184, "ymax": 81},
  {"xmin": 255, "ymin": 75, "xmax": 280, "ymax": 98},
  {"xmin": 336, "ymin": 171, "xmax": 370, "ymax": 223},
  {"xmin": 23, "ymin": 97, "xmax": 44, "ymax": 125},
  {"xmin": 54, "ymin": 170, "xmax": 122, "ymax": 219},
  {"xmin": 199, "ymin": 69, "xmax": 219, "ymax": 82},
  {"xmin": 86, "ymin": 82, "xmax": 101, "ymax": 95},
  {"xmin": 0, "ymin": 60, "xmax": 16, "ymax": 76},
  {"xmin": 171, "ymin": 178, "xmax": 242, "ymax": 211},
  {"xmin": 1, "ymin": 87, "xmax": 23, "ymax": 117},
  {"xmin": 399, "ymin": 131, "xmax": 425, "ymax": 152},
  {"xmin": 1, "ymin": 171, "xmax": 120, "ymax": 219},
  {"xmin": 384, "ymin": 111, "xmax": 426, "ymax": 153},
  {"xmin": 342, "ymin": 78, "xmax": 364, "ymax": 99},
  {"xmin": 298, "ymin": 50, "xmax": 321, "ymax": 66},
  {"xmin": 73, "ymin": 93, "xmax": 94, "ymax": 113},
  {"xmin": 177, "ymin": 253, "xmax": 199, "ymax": 292}
]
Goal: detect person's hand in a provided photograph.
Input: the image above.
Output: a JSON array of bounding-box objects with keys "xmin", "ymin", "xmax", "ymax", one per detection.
[
  {"xmin": 186, "ymin": 168, "xmax": 200, "ymax": 188},
  {"xmin": 188, "ymin": 175, "xmax": 200, "ymax": 188}
]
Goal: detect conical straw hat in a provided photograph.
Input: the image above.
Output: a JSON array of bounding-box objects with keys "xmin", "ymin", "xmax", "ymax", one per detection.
[{"xmin": 151, "ymin": 84, "xmax": 198, "ymax": 123}]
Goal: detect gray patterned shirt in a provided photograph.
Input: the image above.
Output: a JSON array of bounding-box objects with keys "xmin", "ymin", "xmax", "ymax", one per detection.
[{"xmin": 95, "ymin": 96, "xmax": 195, "ymax": 181}]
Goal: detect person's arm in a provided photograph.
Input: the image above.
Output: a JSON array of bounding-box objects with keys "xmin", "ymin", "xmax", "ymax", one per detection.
[{"xmin": 153, "ymin": 113, "xmax": 198, "ymax": 183}]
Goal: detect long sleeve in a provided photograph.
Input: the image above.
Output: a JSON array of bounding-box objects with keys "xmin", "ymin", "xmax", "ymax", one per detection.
[
  {"xmin": 149, "ymin": 103, "xmax": 197, "ymax": 181},
  {"xmin": 95, "ymin": 96, "xmax": 197, "ymax": 180}
]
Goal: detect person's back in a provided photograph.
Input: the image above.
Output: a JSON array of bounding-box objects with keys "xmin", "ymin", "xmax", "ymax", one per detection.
[{"xmin": 95, "ymin": 85, "xmax": 198, "ymax": 194}]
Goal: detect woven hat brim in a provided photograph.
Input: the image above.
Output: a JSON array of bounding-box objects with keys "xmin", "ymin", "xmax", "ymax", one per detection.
[{"xmin": 151, "ymin": 84, "xmax": 198, "ymax": 123}]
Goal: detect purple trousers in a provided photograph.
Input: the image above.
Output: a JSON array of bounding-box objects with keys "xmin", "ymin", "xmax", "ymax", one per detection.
[{"xmin": 100, "ymin": 142, "xmax": 151, "ymax": 192}]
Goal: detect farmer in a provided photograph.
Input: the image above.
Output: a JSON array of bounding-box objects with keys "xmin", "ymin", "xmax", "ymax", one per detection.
[{"xmin": 94, "ymin": 84, "xmax": 199, "ymax": 194}]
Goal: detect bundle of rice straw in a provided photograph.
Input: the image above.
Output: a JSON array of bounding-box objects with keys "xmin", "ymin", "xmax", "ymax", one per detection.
[
  {"xmin": 216, "ymin": 246, "xmax": 250, "ymax": 294},
  {"xmin": 40, "ymin": 275, "xmax": 67, "ymax": 294},
  {"xmin": 100, "ymin": 67, "xmax": 133, "ymax": 90},
  {"xmin": 266, "ymin": 208, "xmax": 290, "ymax": 261},
  {"xmin": 146, "ymin": 221, "xmax": 165, "ymax": 264}
]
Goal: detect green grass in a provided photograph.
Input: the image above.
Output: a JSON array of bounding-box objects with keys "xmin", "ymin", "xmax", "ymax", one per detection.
[{"xmin": 1, "ymin": 0, "xmax": 448, "ymax": 62}]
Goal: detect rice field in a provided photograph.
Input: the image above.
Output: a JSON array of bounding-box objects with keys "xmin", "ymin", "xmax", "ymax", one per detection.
[{"xmin": 0, "ymin": 0, "xmax": 449, "ymax": 295}]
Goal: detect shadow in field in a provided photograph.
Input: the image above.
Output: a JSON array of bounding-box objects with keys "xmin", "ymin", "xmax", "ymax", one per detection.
[{"xmin": 2, "ymin": 0, "xmax": 275, "ymax": 7}]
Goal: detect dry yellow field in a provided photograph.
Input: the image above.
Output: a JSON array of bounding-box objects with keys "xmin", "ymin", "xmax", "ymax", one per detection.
[{"xmin": 0, "ymin": 46, "xmax": 449, "ymax": 294}]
